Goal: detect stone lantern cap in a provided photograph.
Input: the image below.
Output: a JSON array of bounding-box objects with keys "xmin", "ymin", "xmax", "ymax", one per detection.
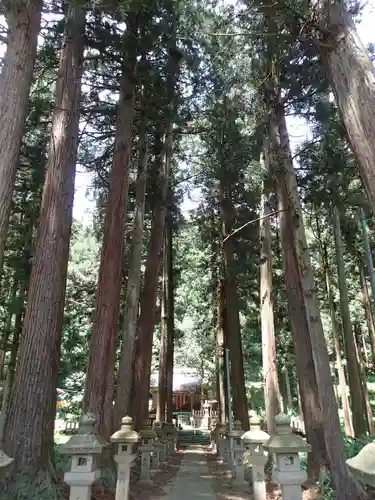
[
  {"xmin": 139, "ymin": 420, "xmax": 157, "ymax": 440},
  {"xmin": 214, "ymin": 422, "xmax": 226, "ymax": 431},
  {"xmin": 250, "ymin": 415, "xmax": 262, "ymax": 429},
  {"xmin": 228, "ymin": 420, "xmax": 244, "ymax": 439},
  {"xmin": 162, "ymin": 422, "xmax": 174, "ymax": 428},
  {"xmin": 152, "ymin": 421, "xmax": 163, "ymax": 438},
  {"xmin": 162, "ymin": 422, "xmax": 174, "ymax": 435},
  {"xmin": 265, "ymin": 413, "xmax": 311, "ymax": 454},
  {"xmin": 346, "ymin": 442, "xmax": 375, "ymax": 487},
  {"xmin": 60, "ymin": 413, "xmax": 108, "ymax": 455},
  {"xmin": 111, "ymin": 416, "xmax": 140, "ymax": 444},
  {"xmin": 243, "ymin": 416, "xmax": 269, "ymax": 445},
  {"xmin": 0, "ymin": 450, "xmax": 13, "ymax": 470}
]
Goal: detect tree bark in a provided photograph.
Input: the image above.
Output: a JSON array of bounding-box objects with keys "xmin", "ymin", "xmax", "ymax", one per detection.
[
  {"xmin": 221, "ymin": 195, "xmax": 249, "ymax": 431},
  {"xmin": 2, "ymin": 5, "xmax": 85, "ymax": 493},
  {"xmin": 0, "ymin": 276, "xmax": 18, "ymax": 381},
  {"xmin": 354, "ymin": 323, "xmax": 375, "ymax": 435},
  {"xmin": 260, "ymin": 168, "xmax": 280, "ymax": 435},
  {"xmin": 114, "ymin": 124, "xmax": 148, "ymax": 428},
  {"xmin": 165, "ymin": 205, "xmax": 175, "ymax": 423},
  {"xmin": 359, "ymin": 266, "xmax": 375, "ymax": 369},
  {"xmin": 271, "ymin": 101, "xmax": 365, "ymax": 498},
  {"xmin": 216, "ymin": 279, "xmax": 227, "ymax": 424},
  {"xmin": 131, "ymin": 129, "xmax": 168, "ymax": 430},
  {"xmin": 84, "ymin": 31, "xmax": 137, "ymax": 439},
  {"xmin": 0, "ymin": 284, "xmax": 25, "ymax": 445},
  {"xmin": 283, "ymin": 365, "xmax": 293, "ymax": 412},
  {"xmin": 358, "ymin": 208, "xmax": 375, "ymax": 306},
  {"xmin": 0, "ymin": 0, "xmax": 42, "ymax": 277},
  {"xmin": 157, "ymin": 208, "xmax": 172, "ymax": 422},
  {"xmin": 275, "ymin": 164, "xmax": 325, "ymax": 482},
  {"xmin": 323, "ymin": 249, "xmax": 353, "ymax": 437},
  {"xmin": 316, "ymin": 1, "xmax": 375, "ymax": 214},
  {"xmin": 332, "ymin": 206, "xmax": 368, "ymax": 436}
]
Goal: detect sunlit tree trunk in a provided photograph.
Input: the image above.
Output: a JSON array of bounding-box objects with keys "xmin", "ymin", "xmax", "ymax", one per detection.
[
  {"xmin": 260, "ymin": 165, "xmax": 280, "ymax": 435},
  {"xmin": 0, "ymin": 277, "xmax": 18, "ymax": 381},
  {"xmin": 157, "ymin": 240, "xmax": 168, "ymax": 423},
  {"xmin": 323, "ymin": 247, "xmax": 353, "ymax": 437},
  {"xmin": 84, "ymin": 24, "xmax": 137, "ymax": 439},
  {"xmin": 354, "ymin": 323, "xmax": 375, "ymax": 435},
  {"xmin": 0, "ymin": 0, "xmax": 42, "ymax": 277},
  {"xmin": 131, "ymin": 39, "xmax": 180, "ymax": 428},
  {"xmin": 282, "ymin": 365, "xmax": 293, "ymax": 412},
  {"xmin": 221, "ymin": 193, "xmax": 249, "ymax": 430},
  {"xmin": 316, "ymin": 1, "xmax": 375, "ymax": 214},
  {"xmin": 271, "ymin": 100, "xmax": 365, "ymax": 498},
  {"xmin": 358, "ymin": 208, "xmax": 375, "ymax": 305},
  {"xmin": 216, "ymin": 279, "xmax": 227, "ymax": 424},
  {"xmin": 157, "ymin": 197, "xmax": 174, "ymax": 422},
  {"xmin": 114, "ymin": 124, "xmax": 148, "ymax": 428},
  {"xmin": 131, "ymin": 129, "xmax": 168, "ymax": 430},
  {"xmin": 359, "ymin": 266, "xmax": 375, "ymax": 368},
  {"xmin": 332, "ymin": 206, "xmax": 368, "ymax": 436},
  {"xmin": 165, "ymin": 204, "xmax": 175, "ymax": 423},
  {"xmin": 271, "ymin": 106, "xmax": 325, "ymax": 480},
  {"xmin": 2, "ymin": 5, "xmax": 85, "ymax": 494}
]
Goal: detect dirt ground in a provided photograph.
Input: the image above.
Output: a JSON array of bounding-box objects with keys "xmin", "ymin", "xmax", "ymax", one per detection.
[{"xmin": 58, "ymin": 449, "xmax": 184, "ymax": 500}]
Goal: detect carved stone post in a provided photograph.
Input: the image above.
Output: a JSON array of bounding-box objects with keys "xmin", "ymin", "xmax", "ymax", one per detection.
[
  {"xmin": 61, "ymin": 413, "xmax": 108, "ymax": 500},
  {"xmin": 111, "ymin": 416, "xmax": 140, "ymax": 500},
  {"xmin": 139, "ymin": 420, "xmax": 156, "ymax": 484},
  {"xmin": 243, "ymin": 416, "xmax": 270, "ymax": 499},
  {"xmin": 228, "ymin": 420, "xmax": 246, "ymax": 485},
  {"xmin": 265, "ymin": 413, "xmax": 311, "ymax": 500}
]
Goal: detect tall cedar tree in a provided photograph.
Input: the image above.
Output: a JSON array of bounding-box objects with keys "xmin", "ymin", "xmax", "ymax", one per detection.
[
  {"xmin": 84, "ymin": 13, "xmax": 138, "ymax": 439},
  {"xmin": 316, "ymin": 1, "xmax": 375, "ymax": 213},
  {"xmin": 2, "ymin": 4, "xmax": 85, "ymax": 495},
  {"xmin": 0, "ymin": 0, "xmax": 42, "ymax": 277}
]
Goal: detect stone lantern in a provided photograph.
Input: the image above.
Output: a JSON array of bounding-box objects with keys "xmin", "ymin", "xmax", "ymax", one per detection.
[
  {"xmin": 61, "ymin": 413, "xmax": 108, "ymax": 500},
  {"xmin": 152, "ymin": 421, "xmax": 165, "ymax": 469},
  {"xmin": 243, "ymin": 415, "xmax": 270, "ymax": 499},
  {"xmin": 162, "ymin": 422, "xmax": 175, "ymax": 457},
  {"xmin": 222, "ymin": 423, "xmax": 230, "ymax": 466},
  {"xmin": 228, "ymin": 420, "xmax": 246, "ymax": 485},
  {"xmin": 214, "ymin": 422, "xmax": 227, "ymax": 462},
  {"xmin": 201, "ymin": 400, "xmax": 211, "ymax": 430},
  {"xmin": 153, "ymin": 422, "xmax": 167, "ymax": 464},
  {"xmin": 265, "ymin": 413, "xmax": 311, "ymax": 500},
  {"xmin": 110, "ymin": 416, "xmax": 140, "ymax": 500},
  {"xmin": 139, "ymin": 419, "xmax": 156, "ymax": 484},
  {"xmin": 346, "ymin": 441, "xmax": 375, "ymax": 487},
  {"xmin": 0, "ymin": 449, "xmax": 13, "ymax": 480}
]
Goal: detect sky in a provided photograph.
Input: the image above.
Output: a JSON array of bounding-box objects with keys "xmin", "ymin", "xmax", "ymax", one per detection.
[{"xmin": 71, "ymin": 1, "xmax": 375, "ymax": 222}]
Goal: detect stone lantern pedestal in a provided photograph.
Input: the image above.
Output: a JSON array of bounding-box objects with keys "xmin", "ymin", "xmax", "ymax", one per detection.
[
  {"xmin": 228, "ymin": 420, "xmax": 246, "ymax": 485},
  {"xmin": 243, "ymin": 416, "xmax": 270, "ymax": 499},
  {"xmin": 111, "ymin": 416, "xmax": 140, "ymax": 500},
  {"xmin": 265, "ymin": 413, "xmax": 311, "ymax": 500},
  {"xmin": 346, "ymin": 441, "xmax": 375, "ymax": 487},
  {"xmin": 139, "ymin": 420, "xmax": 156, "ymax": 484},
  {"xmin": 61, "ymin": 413, "xmax": 108, "ymax": 500}
]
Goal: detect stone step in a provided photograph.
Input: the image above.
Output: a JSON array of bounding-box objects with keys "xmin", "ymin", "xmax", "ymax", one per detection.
[{"xmin": 178, "ymin": 430, "xmax": 211, "ymax": 446}]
